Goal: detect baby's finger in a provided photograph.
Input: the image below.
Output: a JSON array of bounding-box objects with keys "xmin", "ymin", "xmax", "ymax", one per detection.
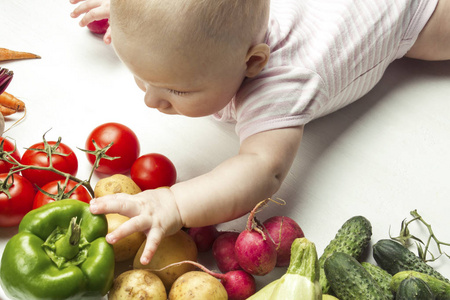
[
  {"xmin": 69, "ymin": 0, "xmax": 85, "ymax": 5},
  {"xmin": 90, "ymin": 194, "xmax": 141, "ymax": 216},
  {"xmin": 105, "ymin": 215, "xmax": 149, "ymax": 244},
  {"xmin": 70, "ymin": 0, "xmax": 103, "ymax": 22},
  {"xmin": 140, "ymin": 228, "xmax": 164, "ymax": 265},
  {"xmin": 70, "ymin": 0, "xmax": 97, "ymax": 18},
  {"xmin": 103, "ymin": 27, "xmax": 112, "ymax": 44},
  {"xmin": 80, "ymin": 7, "xmax": 110, "ymax": 27}
]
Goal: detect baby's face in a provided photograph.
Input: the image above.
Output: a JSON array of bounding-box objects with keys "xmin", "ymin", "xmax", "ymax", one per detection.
[{"xmin": 112, "ymin": 30, "xmax": 248, "ymax": 117}]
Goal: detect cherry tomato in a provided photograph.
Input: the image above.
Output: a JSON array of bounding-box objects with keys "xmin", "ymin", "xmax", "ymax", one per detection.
[
  {"xmin": 0, "ymin": 173, "xmax": 36, "ymax": 227},
  {"xmin": 0, "ymin": 137, "xmax": 21, "ymax": 173},
  {"xmin": 130, "ymin": 153, "xmax": 177, "ymax": 190},
  {"xmin": 21, "ymin": 141, "xmax": 78, "ymax": 188},
  {"xmin": 32, "ymin": 179, "xmax": 92, "ymax": 209},
  {"xmin": 85, "ymin": 122, "xmax": 140, "ymax": 174}
]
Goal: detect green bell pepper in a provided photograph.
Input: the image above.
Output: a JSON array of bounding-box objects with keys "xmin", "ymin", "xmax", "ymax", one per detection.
[{"xmin": 0, "ymin": 199, "xmax": 114, "ymax": 300}]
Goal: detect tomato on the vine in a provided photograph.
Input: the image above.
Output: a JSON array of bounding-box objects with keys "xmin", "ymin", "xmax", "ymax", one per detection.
[
  {"xmin": 85, "ymin": 122, "xmax": 140, "ymax": 174},
  {"xmin": 0, "ymin": 173, "xmax": 36, "ymax": 227},
  {"xmin": 32, "ymin": 179, "xmax": 92, "ymax": 209},
  {"xmin": 130, "ymin": 153, "xmax": 177, "ymax": 190},
  {"xmin": 0, "ymin": 137, "xmax": 21, "ymax": 174},
  {"xmin": 21, "ymin": 141, "xmax": 78, "ymax": 188}
]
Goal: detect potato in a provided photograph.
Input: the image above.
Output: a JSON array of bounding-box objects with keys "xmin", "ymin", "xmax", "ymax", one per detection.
[
  {"xmin": 106, "ymin": 214, "xmax": 146, "ymax": 262},
  {"xmin": 94, "ymin": 174, "xmax": 141, "ymax": 197},
  {"xmin": 168, "ymin": 271, "xmax": 227, "ymax": 300},
  {"xmin": 133, "ymin": 230, "xmax": 198, "ymax": 291},
  {"xmin": 108, "ymin": 269, "xmax": 166, "ymax": 300}
]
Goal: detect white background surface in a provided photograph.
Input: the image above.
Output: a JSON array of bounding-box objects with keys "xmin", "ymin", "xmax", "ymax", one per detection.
[{"xmin": 1, "ymin": 0, "xmax": 450, "ymax": 299}]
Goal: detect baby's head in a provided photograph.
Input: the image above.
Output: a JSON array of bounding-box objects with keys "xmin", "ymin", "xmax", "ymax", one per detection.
[{"xmin": 110, "ymin": 0, "xmax": 270, "ymax": 117}]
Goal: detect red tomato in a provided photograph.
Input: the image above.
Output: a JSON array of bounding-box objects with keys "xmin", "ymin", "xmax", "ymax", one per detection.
[
  {"xmin": 130, "ymin": 153, "xmax": 177, "ymax": 190},
  {"xmin": 32, "ymin": 179, "xmax": 92, "ymax": 209},
  {"xmin": 0, "ymin": 137, "xmax": 21, "ymax": 173},
  {"xmin": 21, "ymin": 141, "xmax": 78, "ymax": 188},
  {"xmin": 85, "ymin": 122, "xmax": 140, "ymax": 174},
  {"xmin": 0, "ymin": 173, "xmax": 36, "ymax": 227}
]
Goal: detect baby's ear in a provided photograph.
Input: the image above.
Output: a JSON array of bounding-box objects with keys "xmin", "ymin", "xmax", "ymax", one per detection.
[{"xmin": 245, "ymin": 43, "xmax": 270, "ymax": 78}]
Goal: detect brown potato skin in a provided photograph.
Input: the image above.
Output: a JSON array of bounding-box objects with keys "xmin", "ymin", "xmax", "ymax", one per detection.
[
  {"xmin": 108, "ymin": 269, "xmax": 167, "ymax": 300},
  {"xmin": 94, "ymin": 174, "xmax": 141, "ymax": 197},
  {"xmin": 94, "ymin": 174, "xmax": 144, "ymax": 262},
  {"xmin": 133, "ymin": 230, "xmax": 198, "ymax": 291},
  {"xmin": 168, "ymin": 271, "xmax": 228, "ymax": 300},
  {"xmin": 106, "ymin": 214, "xmax": 146, "ymax": 262}
]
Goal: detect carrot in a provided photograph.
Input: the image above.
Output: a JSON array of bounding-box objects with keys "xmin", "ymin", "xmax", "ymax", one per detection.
[
  {"xmin": 0, "ymin": 48, "xmax": 41, "ymax": 61},
  {"xmin": 0, "ymin": 105, "xmax": 17, "ymax": 116},
  {"xmin": 0, "ymin": 92, "xmax": 25, "ymax": 112}
]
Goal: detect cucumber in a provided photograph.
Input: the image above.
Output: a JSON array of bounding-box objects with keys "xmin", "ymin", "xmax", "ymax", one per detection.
[
  {"xmin": 324, "ymin": 252, "xmax": 386, "ymax": 300},
  {"xmin": 319, "ymin": 215, "xmax": 372, "ymax": 293},
  {"xmin": 362, "ymin": 262, "xmax": 394, "ymax": 300},
  {"xmin": 391, "ymin": 271, "xmax": 450, "ymax": 300},
  {"xmin": 373, "ymin": 239, "xmax": 449, "ymax": 283},
  {"xmin": 395, "ymin": 275, "xmax": 435, "ymax": 300}
]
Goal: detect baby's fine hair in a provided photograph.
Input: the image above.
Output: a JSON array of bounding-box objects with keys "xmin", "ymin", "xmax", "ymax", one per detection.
[{"xmin": 110, "ymin": 0, "xmax": 270, "ymax": 51}]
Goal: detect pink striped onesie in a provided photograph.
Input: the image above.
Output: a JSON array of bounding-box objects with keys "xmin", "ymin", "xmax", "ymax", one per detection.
[{"xmin": 213, "ymin": 0, "xmax": 438, "ymax": 142}]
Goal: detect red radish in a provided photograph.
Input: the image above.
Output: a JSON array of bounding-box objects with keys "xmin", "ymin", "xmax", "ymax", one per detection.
[
  {"xmin": 157, "ymin": 260, "xmax": 256, "ymax": 300},
  {"xmin": 234, "ymin": 200, "xmax": 277, "ymax": 276},
  {"xmin": 87, "ymin": 19, "xmax": 109, "ymax": 34},
  {"xmin": 187, "ymin": 225, "xmax": 219, "ymax": 252},
  {"xmin": 213, "ymin": 231, "xmax": 242, "ymax": 273},
  {"xmin": 219, "ymin": 270, "xmax": 256, "ymax": 300},
  {"xmin": 263, "ymin": 215, "xmax": 305, "ymax": 267}
]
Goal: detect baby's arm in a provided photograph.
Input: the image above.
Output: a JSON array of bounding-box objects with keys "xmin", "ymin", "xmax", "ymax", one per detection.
[
  {"xmin": 90, "ymin": 126, "xmax": 304, "ymax": 264},
  {"xmin": 69, "ymin": 0, "xmax": 111, "ymax": 44}
]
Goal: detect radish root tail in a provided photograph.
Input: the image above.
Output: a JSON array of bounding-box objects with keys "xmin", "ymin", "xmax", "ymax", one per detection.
[
  {"xmin": 246, "ymin": 198, "xmax": 286, "ymax": 230},
  {"xmin": 3, "ymin": 107, "xmax": 26, "ymax": 135}
]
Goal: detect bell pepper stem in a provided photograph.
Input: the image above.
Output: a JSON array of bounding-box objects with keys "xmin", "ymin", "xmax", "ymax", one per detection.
[{"xmin": 55, "ymin": 217, "xmax": 81, "ymax": 260}]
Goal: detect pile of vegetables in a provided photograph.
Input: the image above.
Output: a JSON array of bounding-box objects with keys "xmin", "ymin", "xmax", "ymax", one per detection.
[
  {"xmin": 1, "ymin": 123, "xmax": 449, "ymax": 299},
  {"xmin": 0, "ymin": 47, "xmax": 40, "ymax": 137},
  {"xmin": 0, "ymin": 48, "xmax": 40, "ymax": 117},
  {"xmin": 0, "ymin": 122, "xmax": 178, "ymax": 228},
  {"xmin": 0, "ymin": 123, "xmax": 181, "ymax": 299},
  {"xmin": 0, "ymin": 124, "xmax": 307, "ymax": 299},
  {"xmin": 318, "ymin": 212, "xmax": 450, "ymax": 300}
]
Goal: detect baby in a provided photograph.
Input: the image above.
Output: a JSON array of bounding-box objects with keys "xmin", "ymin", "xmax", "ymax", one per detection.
[{"xmin": 70, "ymin": 0, "xmax": 450, "ymax": 265}]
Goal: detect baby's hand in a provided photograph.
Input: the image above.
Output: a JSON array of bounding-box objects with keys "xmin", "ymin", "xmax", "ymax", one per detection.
[
  {"xmin": 69, "ymin": 0, "xmax": 112, "ymax": 44},
  {"xmin": 89, "ymin": 188, "xmax": 184, "ymax": 265}
]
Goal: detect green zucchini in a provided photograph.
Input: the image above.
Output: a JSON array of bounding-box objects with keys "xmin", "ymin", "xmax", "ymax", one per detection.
[
  {"xmin": 373, "ymin": 239, "xmax": 449, "ymax": 283},
  {"xmin": 324, "ymin": 252, "xmax": 386, "ymax": 300},
  {"xmin": 362, "ymin": 262, "xmax": 394, "ymax": 300},
  {"xmin": 395, "ymin": 275, "xmax": 435, "ymax": 300},
  {"xmin": 391, "ymin": 271, "xmax": 450, "ymax": 300},
  {"xmin": 323, "ymin": 295, "xmax": 339, "ymax": 300},
  {"xmin": 318, "ymin": 215, "xmax": 372, "ymax": 293}
]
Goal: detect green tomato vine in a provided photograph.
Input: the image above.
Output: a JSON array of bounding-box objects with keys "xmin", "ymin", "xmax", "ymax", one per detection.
[{"xmin": 0, "ymin": 131, "xmax": 118, "ymax": 199}]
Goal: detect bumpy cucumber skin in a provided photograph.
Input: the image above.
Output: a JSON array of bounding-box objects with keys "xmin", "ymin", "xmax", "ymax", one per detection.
[
  {"xmin": 362, "ymin": 262, "xmax": 394, "ymax": 300},
  {"xmin": 373, "ymin": 239, "xmax": 449, "ymax": 283},
  {"xmin": 395, "ymin": 276, "xmax": 435, "ymax": 300},
  {"xmin": 324, "ymin": 252, "xmax": 387, "ymax": 300},
  {"xmin": 391, "ymin": 271, "xmax": 450, "ymax": 300},
  {"xmin": 319, "ymin": 216, "xmax": 372, "ymax": 294}
]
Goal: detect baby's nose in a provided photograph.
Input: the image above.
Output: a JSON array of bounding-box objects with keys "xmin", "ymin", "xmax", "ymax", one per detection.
[{"xmin": 144, "ymin": 92, "xmax": 171, "ymax": 110}]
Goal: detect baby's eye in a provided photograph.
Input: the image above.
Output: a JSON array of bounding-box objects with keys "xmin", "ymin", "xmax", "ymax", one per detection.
[{"xmin": 168, "ymin": 89, "xmax": 189, "ymax": 96}]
